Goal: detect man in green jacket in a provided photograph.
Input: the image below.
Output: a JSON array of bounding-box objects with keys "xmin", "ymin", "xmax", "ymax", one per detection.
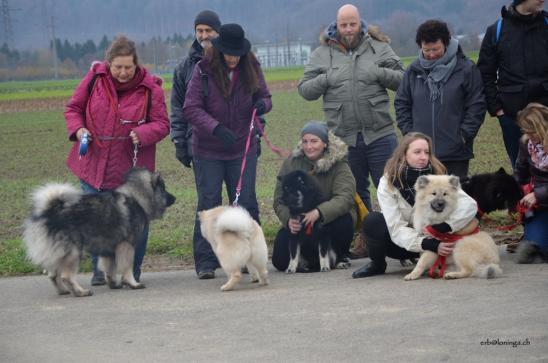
[{"xmin": 298, "ymin": 4, "xmax": 404, "ymax": 214}]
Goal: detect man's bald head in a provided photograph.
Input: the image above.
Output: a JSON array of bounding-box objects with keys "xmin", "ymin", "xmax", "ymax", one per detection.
[
  {"xmin": 336, "ymin": 4, "xmax": 362, "ymax": 50},
  {"xmin": 337, "ymin": 4, "xmax": 360, "ymax": 22}
]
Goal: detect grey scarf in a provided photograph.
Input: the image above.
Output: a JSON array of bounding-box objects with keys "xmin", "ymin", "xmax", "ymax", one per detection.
[{"xmin": 418, "ymin": 38, "xmax": 458, "ymax": 102}]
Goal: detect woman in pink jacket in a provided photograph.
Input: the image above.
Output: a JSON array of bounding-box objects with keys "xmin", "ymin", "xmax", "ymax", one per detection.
[{"xmin": 64, "ymin": 35, "xmax": 170, "ymax": 285}]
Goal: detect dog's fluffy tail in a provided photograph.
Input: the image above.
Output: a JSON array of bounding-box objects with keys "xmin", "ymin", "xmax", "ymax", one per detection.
[
  {"xmin": 23, "ymin": 183, "xmax": 82, "ymax": 270},
  {"xmin": 29, "ymin": 183, "xmax": 82, "ymax": 216},
  {"xmin": 475, "ymin": 264, "xmax": 503, "ymax": 279},
  {"xmin": 215, "ymin": 207, "xmax": 254, "ymax": 240}
]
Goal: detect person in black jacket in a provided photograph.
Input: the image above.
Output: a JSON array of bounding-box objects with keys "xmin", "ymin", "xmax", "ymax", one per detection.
[
  {"xmin": 395, "ymin": 20, "xmax": 486, "ymax": 178},
  {"xmin": 170, "ymin": 10, "xmax": 221, "ymax": 168},
  {"xmin": 477, "ymin": 0, "xmax": 548, "ymax": 169}
]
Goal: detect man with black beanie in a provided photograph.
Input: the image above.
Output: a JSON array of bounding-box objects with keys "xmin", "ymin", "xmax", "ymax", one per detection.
[
  {"xmin": 478, "ymin": 0, "xmax": 548, "ymax": 169},
  {"xmin": 170, "ymin": 10, "xmax": 221, "ymax": 168}
]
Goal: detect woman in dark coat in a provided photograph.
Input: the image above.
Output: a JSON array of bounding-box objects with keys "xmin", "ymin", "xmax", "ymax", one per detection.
[{"xmin": 183, "ymin": 23, "xmax": 272, "ymax": 279}]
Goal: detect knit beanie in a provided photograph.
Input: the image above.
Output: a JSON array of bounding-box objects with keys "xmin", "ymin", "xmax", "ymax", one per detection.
[
  {"xmin": 512, "ymin": 0, "xmax": 526, "ymax": 6},
  {"xmin": 301, "ymin": 121, "xmax": 329, "ymax": 143},
  {"xmin": 194, "ymin": 10, "xmax": 221, "ymax": 33}
]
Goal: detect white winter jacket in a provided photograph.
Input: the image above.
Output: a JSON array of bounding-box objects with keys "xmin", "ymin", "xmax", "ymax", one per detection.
[{"xmin": 376, "ymin": 176, "xmax": 478, "ymax": 252}]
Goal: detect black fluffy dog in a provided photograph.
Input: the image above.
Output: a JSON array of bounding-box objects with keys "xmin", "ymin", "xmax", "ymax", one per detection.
[
  {"xmin": 278, "ymin": 170, "xmax": 338, "ymax": 273},
  {"xmin": 460, "ymin": 167, "xmax": 522, "ymax": 215}
]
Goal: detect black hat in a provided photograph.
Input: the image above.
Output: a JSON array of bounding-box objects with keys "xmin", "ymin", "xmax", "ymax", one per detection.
[
  {"xmin": 512, "ymin": 0, "xmax": 526, "ymax": 5},
  {"xmin": 211, "ymin": 23, "xmax": 251, "ymax": 56},
  {"xmin": 194, "ymin": 10, "xmax": 221, "ymax": 33}
]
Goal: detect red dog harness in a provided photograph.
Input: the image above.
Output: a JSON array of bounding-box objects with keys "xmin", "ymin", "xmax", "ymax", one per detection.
[{"xmin": 425, "ymin": 225, "xmax": 480, "ymax": 278}]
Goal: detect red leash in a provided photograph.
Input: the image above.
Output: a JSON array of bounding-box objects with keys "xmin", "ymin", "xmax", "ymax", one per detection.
[
  {"xmin": 497, "ymin": 182, "xmax": 537, "ymax": 231},
  {"xmin": 426, "ymin": 225, "xmax": 480, "ymax": 278}
]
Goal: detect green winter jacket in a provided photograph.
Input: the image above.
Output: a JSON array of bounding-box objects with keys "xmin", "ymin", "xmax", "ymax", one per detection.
[
  {"xmin": 298, "ymin": 24, "xmax": 404, "ymax": 146},
  {"xmin": 273, "ymin": 131, "xmax": 357, "ymax": 228}
]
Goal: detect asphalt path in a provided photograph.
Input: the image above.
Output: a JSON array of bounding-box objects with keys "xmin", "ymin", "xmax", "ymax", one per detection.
[{"xmin": 1, "ymin": 247, "xmax": 547, "ymax": 363}]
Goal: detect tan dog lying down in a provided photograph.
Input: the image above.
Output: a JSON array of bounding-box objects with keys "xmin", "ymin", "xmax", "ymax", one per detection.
[{"xmin": 404, "ymin": 175, "xmax": 502, "ymax": 281}]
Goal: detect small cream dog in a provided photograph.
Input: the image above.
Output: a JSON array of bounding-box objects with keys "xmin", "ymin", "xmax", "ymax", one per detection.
[
  {"xmin": 199, "ymin": 206, "xmax": 269, "ymax": 291},
  {"xmin": 404, "ymin": 175, "xmax": 502, "ymax": 281}
]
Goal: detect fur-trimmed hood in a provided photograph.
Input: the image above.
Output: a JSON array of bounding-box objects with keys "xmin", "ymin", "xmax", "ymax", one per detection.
[
  {"xmin": 292, "ymin": 131, "xmax": 348, "ymax": 173},
  {"xmin": 320, "ymin": 20, "xmax": 391, "ymax": 46}
]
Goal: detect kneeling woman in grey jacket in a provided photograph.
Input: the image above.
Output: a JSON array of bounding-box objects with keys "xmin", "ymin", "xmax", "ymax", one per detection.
[{"xmin": 352, "ymin": 132, "xmax": 478, "ymax": 278}]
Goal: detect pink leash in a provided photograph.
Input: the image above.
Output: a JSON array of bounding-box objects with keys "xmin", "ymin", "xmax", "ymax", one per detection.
[
  {"xmin": 233, "ymin": 108, "xmax": 290, "ymax": 206},
  {"xmin": 233, "ymin": 109, "xmax": 257, "ymax": 206}
]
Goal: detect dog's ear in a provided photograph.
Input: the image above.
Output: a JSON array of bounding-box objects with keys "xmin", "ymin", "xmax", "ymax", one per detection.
[
  {"xmin": 496, "ymin": 167, "xmax": 507, "ymax": 175},
  {"xmin": 448, "ymin": 175, "xmax": 460, "ymax": 189},
  {"xmin": 415, "ymin": 175, "xmax": 429, "ymax": 190}
]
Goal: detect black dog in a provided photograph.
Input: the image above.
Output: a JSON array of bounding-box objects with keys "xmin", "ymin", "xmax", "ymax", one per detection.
[
  {"xmin": 278, "ymin": 170, "xmax": 338, "ymax": 273},
  {"xmin": 461, "ymin": 167, "xmax": 522, "ymax": 215}
]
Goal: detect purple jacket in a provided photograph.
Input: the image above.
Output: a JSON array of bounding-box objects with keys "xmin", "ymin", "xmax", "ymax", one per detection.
[
  {"xmin": 65, "ymin": 61, "xmax": 169, "ymax": 189},
  {"xmin": 183, "ymin": 58, "xmax": 272, "ymax": 160}
]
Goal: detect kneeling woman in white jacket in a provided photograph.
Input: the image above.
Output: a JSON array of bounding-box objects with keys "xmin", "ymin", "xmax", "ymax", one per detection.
[{"xmin": 352, "ymin": 132, "xmax": 478, "ymax": 278}]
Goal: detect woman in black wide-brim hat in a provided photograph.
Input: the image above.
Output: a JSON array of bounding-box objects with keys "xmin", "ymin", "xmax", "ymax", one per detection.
[{"xmin": 183, "ymin": 23, "xmax": 272, "ymax": 279}]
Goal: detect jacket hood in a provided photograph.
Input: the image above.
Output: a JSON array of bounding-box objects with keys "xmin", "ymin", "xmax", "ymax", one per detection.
[
  {"xmin": 292, "ymin": 131, "xmax": 348, "ymax": 173},
  {"xmin": 320, "ymin": 20, "xmax": 390, "ymax": 45},
  {"xmin": 91, "ymin": 61, "xmax": 163, "ymax": 89},
  {"xmin": 189, "ymin": 39, "xmax": 204, "ymax": 62},
  {"xmin": 502, "ymin": 5, "xmax": 548, "ymax": 23}
]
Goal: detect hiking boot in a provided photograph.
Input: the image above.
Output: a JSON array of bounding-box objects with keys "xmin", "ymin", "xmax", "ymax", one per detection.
[
  {"xmin": 198, "ymin": 270, "xmax": 215, "ymax": 280},
  {"xmin": 352, "ymin": 262, "xmax": 386, "ymax": 279},
  {"xmin": 515, "ymin": 241, "xmax": 546, "ymax": 264},
  {"xmin": 91, "ymin": 271, "xmax": 106, "ymax": 286}
]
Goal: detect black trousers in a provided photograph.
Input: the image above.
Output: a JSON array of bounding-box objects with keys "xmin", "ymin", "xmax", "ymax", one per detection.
[
  {"xmin": 272, "ymin": 213, "xmax": 354, "ymax": 271},
  {"xmin": 362, "ymin": 212, "xmax": 419, "ymax": 266}
]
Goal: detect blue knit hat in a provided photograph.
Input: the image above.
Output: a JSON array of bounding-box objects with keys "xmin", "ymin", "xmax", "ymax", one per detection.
[
  {"xmin": 512, "ymin": 0, "xmax": 526, "ymax": 6},
  {"xmin": 301, "ymin": 121, "xmax": 329, "ymax": 143}
]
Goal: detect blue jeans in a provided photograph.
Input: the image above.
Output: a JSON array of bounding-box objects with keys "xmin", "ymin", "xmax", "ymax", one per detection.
[
  {"xmin": 80, "ymin": 180, "xmax": 149, "ymax": 281},
  {"xmin": 524, "ymin": 209, "xmax": 548, "ymax": 252},
  {"xmin": 192, "ymin": 154, "xmax": 260, "ymax": 274},
  {"xmin": 347, "ymin": 133, "xmax": 398, "ymax": 211},
  {"xmin": 497, "ymin": 114, "xmax": 522, "ymax": 170}
]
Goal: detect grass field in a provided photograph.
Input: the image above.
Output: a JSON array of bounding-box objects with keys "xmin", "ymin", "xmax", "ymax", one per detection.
[
  {"xmin": 0, "ymin": 57, "xmax": 514, "ymax": 276},
  {"xmin": 0, "ymin": 53, "xmax": 479, "ymax": 101}
]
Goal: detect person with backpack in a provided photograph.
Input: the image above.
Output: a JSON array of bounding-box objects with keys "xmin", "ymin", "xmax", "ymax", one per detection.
[
  {"xmin": 183, "ymin": 23, "xmax": 272, "ymax": 279},
  {"xmin": 171, "ymin": 10, "xmax": 221, "ymax": 168},
  {"xmin": 64, "ymin": 35, "xmax": 170, "ymax": 286},
  {"xmin": 477, "ymin": 0, "xmax": 548, "ymax": 169}
]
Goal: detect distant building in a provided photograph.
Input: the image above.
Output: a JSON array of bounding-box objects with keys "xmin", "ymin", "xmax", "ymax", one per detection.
[{"xmin": 254, "ymin": 40, "xmax": 311, "ymax": 68}]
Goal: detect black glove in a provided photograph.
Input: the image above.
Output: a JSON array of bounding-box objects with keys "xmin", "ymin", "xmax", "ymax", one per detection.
[
  {"xmin": 253, "ymin": 99, "xmax": 266, "ymax": 116},
  {"xmin": 213, "ymin": 124, "xmax": 237, "ymax": 148},
  {"xmin": 175, "ymin": 143, "xmax": 192, "ymax": 168},
  {"xmin": 421, "ymin": 237, "xmax": 441, "ymax": 253},
  {"xmin": 430, "ymin": 222, "xmax": 452, "ymax": 234}
]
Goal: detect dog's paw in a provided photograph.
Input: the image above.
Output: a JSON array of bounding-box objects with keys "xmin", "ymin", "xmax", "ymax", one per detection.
[
  {"xmin": 336, "ymin": 261, "xmax": 351, "ymax": 269},
  {"xmin": 286, "ymin": 267, "xmax": 297, "ymax": 274},
  {"xmin": 57, "ymin": 290, "xmax": 71, "ymax": 295},
  {"xmin": 109, "ymin": 282, "xmax": 123, "ymax": 289},
  {"xmin": 403, "ymin": 272, "xmax": 421, "ymax": 281},
  {"xmin": 128, "ymin": 282, "xmax": 146, "ymax": 289},
  {"xmin": 320, "ymin": 266, "xmax": 331, "ymax": 272},
  {"xmin": 74, "ymin": 289, "xmax": 93, "ymax": 297},
  {"xmin": 443, "ymin": 272, "xmax": 458, "ymax": 280},
  {"xmin": 220, "ymin": 284, "xmax": 233, "ymax": 291}
]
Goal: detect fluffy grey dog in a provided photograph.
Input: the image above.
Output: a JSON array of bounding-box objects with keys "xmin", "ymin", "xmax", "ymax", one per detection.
[{"xmin": 23, "ymin": 168, "xmax": 175, "ymax": 297}]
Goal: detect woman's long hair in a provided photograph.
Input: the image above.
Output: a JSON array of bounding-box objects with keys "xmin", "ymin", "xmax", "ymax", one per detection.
[
  {"xmin": 205, "ymin": 47, "xmax": 259, "ymax": 98},
  {"xmin": 384, "ymin": 132, "xmax": 446, "ymax": 189},
  {"xmin": 517, "ymin": 102, "xmax": 548, "ymax": 151}
]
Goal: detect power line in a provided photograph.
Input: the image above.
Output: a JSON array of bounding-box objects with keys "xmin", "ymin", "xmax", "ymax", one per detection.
[{"xmin": 1, "ymin": 0, "xmax": 18, "ymax": 47}]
